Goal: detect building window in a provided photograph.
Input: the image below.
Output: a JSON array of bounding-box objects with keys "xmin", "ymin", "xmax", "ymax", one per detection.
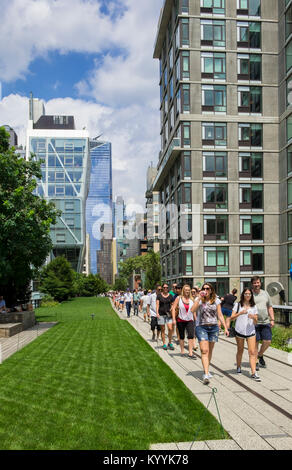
[
  {"xmin": 237, "ymin": 0, "xmax": 261, "ymax": 16},
  {"xmin": 184, "ymin": 251, "xmax": 193, "ymax": 275},
  {"xmin": 203, "ymin": 183, "xmax": 228, "ymax": 209},
  {"xmin": 286, "ymin": 38, "xmax": 292, "ymax": 72},
  {"xmin": 238, "ymin": 86, "xmax": 262, "ymax": 113},
  {"xmin": 287, "ymin": 76, "xmax": 292, "ymax": 108},
  {"xmin": 240, "ymin": 246, "xmax": 264, "ymax": 272},
  {"xmin": 203, "ymin": 152, "xmax": 227, "ymax": 177},
  {"xmin": 288, "ymin": 213, "xmax": 292, "ymax": 239},
  {"xmin": 240, "ymin": 215, "xmax": 263, "ymax": 240},
  {"xmin": 238, "ymin": 123, "xmax": 262, "ymax": 147},
  {"xmin": 182, "ymin": 0, "xmax": 189, "ymax": 14},
  {"xmin": 182, "ymin": 51, "xmax": 190, "ymax": 79},
  {"xmin": 201, "ymin": 0, "xmax": 225, "ymax": 15},
  {"xmin": 204, "ymin": 247, "xmax": 229, "ymax": 273},
  {"xmin": 201, "ymin": 20, "xmax": 226, "ymax": 47},
  {"xmin": 183, "ymin": 152, "xmax": 191, "ymax": 179},
  {"xmin": 286, "ymin": 3, "xmax": 292, "ymax": 39},
  {"xmin": 202, "ymin": 122, "xmax": 227, "ymax": 147},
  {"xmin": 204, "ymin": 215, "xmax": 228, "ymax": 241},
  {"xmin": 239, "ymin": 152, "xmax": 263, "ymax": 178},
  {"xmin": 182, "ymin": 84, "xmax": 190, "ymax": 112},
  {"xmin": 239, "ymin": 183, "xmax": 263, "ymax": 209},
  {"xmin": 237, "ymin": 22, "xmax": 261, "ymax": 49},
  {"xmin": 288, "ymin": 178, "xmax": 292, "ymax": 206},
  {"xmin": 182, "ymin": 122, "xmax": 191, "ymax": 146},
  {"xmin": 181, "ymin": 18, "xmax": 189, "ymax": 46},
  {"xmin": 287, "ymin": 115, "xmax": 292, "ymax": 142},
  {"xmin": 202, "ymin": 85, "xmax": 227, "ymax": 113},
  {"xmin": 237, "ymin": 54, "xmax": 261, "ymax": 81},
  {"xmin": 201, "ymin": 52, "xmax": 226, "ymax": 80},
  {"xmin": 288, "ymin": 145, "xmax": 292, "ymax": 175}
]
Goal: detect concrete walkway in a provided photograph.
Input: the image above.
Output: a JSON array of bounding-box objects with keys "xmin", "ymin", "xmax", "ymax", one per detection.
[
  {"xmin": 0, "ymin": 322, "xmax": 57, "ymax": 364},
  {"xmin": 113, "ymin": 303, "xmax": 292, "ymax": 451}
]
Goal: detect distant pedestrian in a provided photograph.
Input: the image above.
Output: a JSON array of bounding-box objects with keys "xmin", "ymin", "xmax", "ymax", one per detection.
[
  {"xmin": 133, "ymin": 289, "xmax": 140, "ymax": 316},
  {"xmin": 140, "ymin": 290, "xmax": 150, "ymax": 322},
  {"xmin": 172, "ymin": 285, "xmax": 196, "ymax": 358},
  {"xmin": 191, "ymin": 283, "xmax": 229, "ymax": 385},
  {"xmin": 251, "ymin": 276, "xmax": 275, "ymax": 370},
  {"xmin": 230, "ymin": 288, "xmax": 260, "ymax": 382},
  {"xmin": 124, "ymin": 289, "xmax": 133, "ymax": 318},
  {"xmin": 119, "ymin": 292, "xmax": 125, "ymax": 311},
  {"xmin": 220, "ymin": 288, "xmax": 238, "ymax": 332},
  {"xmin": 147, "ymin": 285, "xmax": 162, "ymax": 341},
  {"xmin": 156, "ymin": 283, "xmax": 175, "ymax": 351},
  {"xmin": 0, "ymin": 295, "xmax": 7, "ymax": 314}
]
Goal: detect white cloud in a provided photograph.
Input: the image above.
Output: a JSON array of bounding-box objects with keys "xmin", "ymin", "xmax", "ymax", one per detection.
[{"xmin": 0, "ymin": 0, "xmax": 164, "ymax": 206}]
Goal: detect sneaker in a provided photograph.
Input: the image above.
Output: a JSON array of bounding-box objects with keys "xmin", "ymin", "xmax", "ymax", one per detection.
[
  {"xmin": 236, "ymin": 367, "xmax": 242, "ymax": 374},
  {"xmin": 162, "ymin": 344, "xmax": 167, "ymax": 350},
  {"xmin": 256, "ymin": 362, "xmax": 259, "ymax": 371},
  {"xmin": 258, "ymin": 356, "xmax": 266, "ymax": 368},
  {"xmin": 168, "ymin": 343, "xmax": 174, "ymax": 350},
  {"xmin": 202, "ymin": 374, "xmax": 210, "ymax": 385},
  {"xmin": 207, "ymin": 372, "xmax": 213, "ymax": 378},
  {"xmin": 251, "ymin": 373, "xmax": 261, "ymax": 382}
]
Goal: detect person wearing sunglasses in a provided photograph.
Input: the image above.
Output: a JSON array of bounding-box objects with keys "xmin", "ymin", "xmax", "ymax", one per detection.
[
  {"xmin": 191, "ymin": 283, "xmax": 229, "ymax": 384},
  {"xmin": 156, "ymin": 283, "xmax": 175, "ymax": 350}
]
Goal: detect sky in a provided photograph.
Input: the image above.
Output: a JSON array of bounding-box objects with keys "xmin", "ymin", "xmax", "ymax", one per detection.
[{"xmin": 0, "ymin": 0, "xmax": 164, "ymax": 208}]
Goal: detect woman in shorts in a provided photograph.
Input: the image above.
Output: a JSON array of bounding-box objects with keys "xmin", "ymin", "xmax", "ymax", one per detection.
[
  {"xmin": 172, "ymin": 284, "xmax": 196, "ymax": 358},
  {"xmin": 230, "ymin": 288, "xmax": 260, "ymax": 382},
  {"xmin": 191, "ymin": 283, "xmax": 229, "ymax": 384}
]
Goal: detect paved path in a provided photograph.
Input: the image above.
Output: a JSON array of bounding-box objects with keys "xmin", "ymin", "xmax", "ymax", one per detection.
[
  {"xmin": 0, "ymin": 322, "xmax": 57, "ymax": 364},
  {"xmin": 112, "ymin": 303, "xmax": 292, "ymax": 451}
]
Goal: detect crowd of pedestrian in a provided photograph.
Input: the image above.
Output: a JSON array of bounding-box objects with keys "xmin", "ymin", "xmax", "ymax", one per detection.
[{"xmin": 110, "ymin": 276, "xmax": 275, "ymax": 385}]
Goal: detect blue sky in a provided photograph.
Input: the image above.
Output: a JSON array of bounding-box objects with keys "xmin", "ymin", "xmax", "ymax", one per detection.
[{"xmin": 0, "ymin": 0, "xmax": 163, "ymax": 207}]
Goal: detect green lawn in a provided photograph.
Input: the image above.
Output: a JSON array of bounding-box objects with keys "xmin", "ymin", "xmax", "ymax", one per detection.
[{"xmin": 0, "ymin": 297, "xmax": 228, "ymax": 450}]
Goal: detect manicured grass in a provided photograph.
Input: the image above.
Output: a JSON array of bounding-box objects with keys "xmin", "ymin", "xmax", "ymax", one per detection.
[
  {"xmin": 0, "ymin": 297, "xmax": 228, "ymax": 450},
  {"xmin": 271, "ymin": 325, "xmax": 292, "ymax": 352}
]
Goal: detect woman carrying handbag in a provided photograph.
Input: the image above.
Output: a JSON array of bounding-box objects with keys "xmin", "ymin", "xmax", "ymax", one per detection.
[{"xmin": 172, "ymin": 284, "xmax": 196, "ymax": 358}]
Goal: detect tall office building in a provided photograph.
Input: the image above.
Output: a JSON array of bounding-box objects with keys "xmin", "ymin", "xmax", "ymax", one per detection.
[
  {"xmin": 86, "ymin": 139, "xmax": 113, "ymax": 274},
  {"xmin": 26, "ymin": 96, "xmax": 90, "ymax": 272},
  {"xmin": 153, "ymin": 0, "xmax": 283, "ymax": 298}
]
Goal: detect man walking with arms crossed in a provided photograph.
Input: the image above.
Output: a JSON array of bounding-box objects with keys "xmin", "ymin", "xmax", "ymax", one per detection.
[{"xmin": 251, "ymin": 276, "xmax": 275, "ymax": 370}]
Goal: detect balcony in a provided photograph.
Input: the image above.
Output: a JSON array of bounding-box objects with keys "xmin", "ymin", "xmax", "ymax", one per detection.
[{"xmin": 153, "ymin": 137, "xmax": 181, "ymax": 191}]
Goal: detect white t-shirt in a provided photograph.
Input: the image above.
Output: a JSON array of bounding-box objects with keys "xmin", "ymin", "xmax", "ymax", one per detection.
[
  {"xmin": 124, "ymin": 293, "xmax": 132, "ymax": 302},
  {"xmin": 234, "ymin": 303, "xmax": 258, "ymax": 336},
  {"xmin": 141, "ymin": 295, "xmax": 150, "ymax": 309},
  {"xmin": 149, "ymin": 293, "xmax": 157, "ymax": 317}
]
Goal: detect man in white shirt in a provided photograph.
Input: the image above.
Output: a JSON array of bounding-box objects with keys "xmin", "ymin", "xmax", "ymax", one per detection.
[
  {"xmin": 124, "ymin": 289, "xmax": 133, "ymax": 318},
  {"xmin": 147, "ymin": 285, "xmax": 162, "ymax": 341}
]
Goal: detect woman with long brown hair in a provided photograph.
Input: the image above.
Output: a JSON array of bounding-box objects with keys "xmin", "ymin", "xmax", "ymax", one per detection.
[
  {"xmin": 191, "ymin": 283, "xmax": 229, "ymax": 384},
  {"xmin": 171, "ymin": 284, "xmax": 196, "ymax": 358},
  {"xmin": 230, "ymin": 288, "xmax": 260, "ymax": 382}
]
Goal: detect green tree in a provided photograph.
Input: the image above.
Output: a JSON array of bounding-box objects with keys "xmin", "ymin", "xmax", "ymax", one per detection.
[
  {"xmin": 113, "ymin": 277, "xmax": 128, "ymax": 291},
  {"xmin": 0, "ymin": 127, "xmax": 60, "ymax": 306},
  {"xmin": 144, "ymin": 251, "xmax": 161, "ymax": 290},
  {"xmin": 118, "ymin": 251, "xmax": 161, "ymax": 289},
  {"xmin": 39, "ymin": 256, "xmax": 75, "ymax": 302}
]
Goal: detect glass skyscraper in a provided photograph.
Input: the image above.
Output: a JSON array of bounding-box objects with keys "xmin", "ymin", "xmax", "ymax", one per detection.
[
  {"xmin": 26, "ymin": 97, "xmax": 90, "ymax": 272},
  {"xmin": 86, "ymin": 140, "xmax": 113, "ymax": 274}
]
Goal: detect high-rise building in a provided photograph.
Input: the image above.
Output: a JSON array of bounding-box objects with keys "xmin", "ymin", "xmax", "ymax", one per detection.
[
  {"xmin": 153, "ymin": 0, "xmax": 284, "ymax": 298},
  {"xmin": 86, "ymin": 139, "xmax": 113, "ymax": 274},
  {"xmin": 145, "ymin": 164, "xmax": 160, "ymax": 253},
  {"xmin": 3, "ymin": 125, "xmax": 18, "ymax": 148},
  {"xmin": 26, "ymin": 96, "xmax": 90, "ymax": 272}
]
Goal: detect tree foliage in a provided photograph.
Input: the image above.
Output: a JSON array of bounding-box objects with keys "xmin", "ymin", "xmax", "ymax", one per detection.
[
  {"xmin": 74, "ymin": 272, "xmax": 109, "ymax": 297},
  {"xmin": 118, "ymin": 251, "xmax": 161, "ymax": 290},
  {"xmin": 0, "ymin": 127, "xmax": 60, "ymax": 305},
  {"xmin": 39, "ymin": 256, "xmax": 75, "ymax": 302}
]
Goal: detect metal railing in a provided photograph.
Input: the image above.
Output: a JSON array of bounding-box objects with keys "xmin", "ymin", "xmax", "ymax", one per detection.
[{"xmin": 273, "ymin": 305, "xmax": 292, "ymax": 327}]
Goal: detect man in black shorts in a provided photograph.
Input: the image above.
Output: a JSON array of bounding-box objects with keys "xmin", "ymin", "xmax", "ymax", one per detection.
[
  {"xmin": 147, "ymin": 285, "xmax": 161, "ymax": 341},
  {"xmin": 251, "ymin": 276, "xmax": 275, "ymax": 370}
]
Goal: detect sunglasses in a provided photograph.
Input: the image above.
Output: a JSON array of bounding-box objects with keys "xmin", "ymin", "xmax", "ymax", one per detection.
[{"xmin": 203, "ymin": 287, "xmax": 211, "ymax": 290}]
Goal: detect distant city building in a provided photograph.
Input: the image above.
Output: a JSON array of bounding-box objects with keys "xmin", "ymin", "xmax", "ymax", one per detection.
[
  {"xmin": 96, "ymin": 223, "xmax": 114, "ymax": 285},
  {"xmin": 26, "ymin": 95, "xmax": 90, "ymax": 272},
  {"xmin": 3, "ymin": 125, "xmax": 18, "ymax": 148},
  {"xmin": 145, "ymin": 164, "xmax": 160, "ymax": 253},
  {"xmin": 86, "ymin": 139, "xmax": 113, "ymax": 274}
]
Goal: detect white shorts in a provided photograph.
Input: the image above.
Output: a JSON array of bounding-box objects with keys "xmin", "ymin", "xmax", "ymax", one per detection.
[{"xmin": 157, "ymin": 315, "xmax": 173, "ymax": 326}]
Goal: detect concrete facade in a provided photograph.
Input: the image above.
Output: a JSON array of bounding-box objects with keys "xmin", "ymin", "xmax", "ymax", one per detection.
[{"xmin": 152, "ymin": 0, "xmax": 290, "ymax": 298}]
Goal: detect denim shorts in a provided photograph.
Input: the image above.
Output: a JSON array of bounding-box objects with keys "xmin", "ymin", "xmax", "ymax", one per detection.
[
  {"xmin": 221, "ymin": 307, "xmax": 232, "ymax": 317},
  {"xmin": 196, "ymin": 324, "xmax": 219, "ymax": 343},
  {"xmin": 157, "ymin": 315, "xmax": 173, "ymax": 326},
  {"xmin": 256, "ymin": 324, "xmax": 272, "ymax": 342}
]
